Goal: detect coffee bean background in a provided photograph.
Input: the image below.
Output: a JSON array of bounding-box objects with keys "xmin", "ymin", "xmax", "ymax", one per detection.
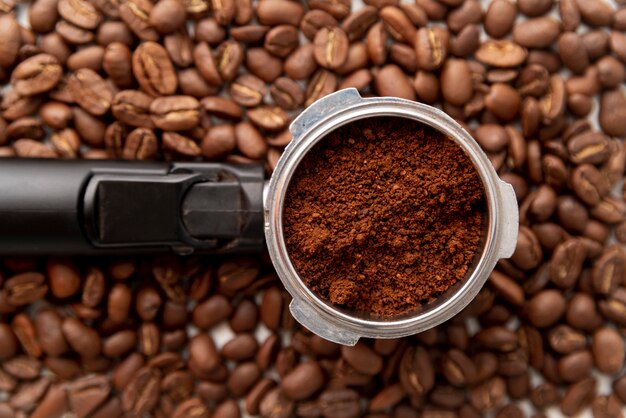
[{"xmin": 0, "ymin": 0, "xmax": 626, "ymax": 416}]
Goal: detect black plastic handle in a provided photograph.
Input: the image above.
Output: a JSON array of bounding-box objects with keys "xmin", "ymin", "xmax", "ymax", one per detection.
[{"xmin": 0, "ymin": 159, "xmax": 265, "ymax": 255}]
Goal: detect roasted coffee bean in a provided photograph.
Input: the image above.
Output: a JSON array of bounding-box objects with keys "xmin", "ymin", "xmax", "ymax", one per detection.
[
  {"xmin": 0, "ymin": 15, "xmax": 21, "ymax": 69},
  {"xmin": 265, "ymin": 25, "xmax": 300, "ymax": 58},
  {"xmin": 245, "ymin": 47, "xmax": 283, "ymax": 83},
  {"xmin": 13, "ymin": 138, "xmax": 57, "ymax": 158},
  {"xmin": 257, "ymin": 0, "xmax": 304, "ymax": 26},
  {"xmin": 339, "ymin": 68, "xmax": 373, "ymax": 91},
  {"xmin": 399, "ymin": 346, "xmax": 434, "ymax": 396},
  {"xmin": 511, "ymin": 227, "xmax": 542, "ymax": 270},
  {"xmin": 192, "ymin": 294, "xmax": 232, "ymax": 329},
  {"xmin": 415, "ymin": 27, "xmax": 448, "ymax": 70},
  {"xmin": 103, "ymin": 330, "xmax": 137, "ymax": 357},
  {"xmin": 3, "ymin": 355, "xmax": 41, "ymax": 380},
  {"xmin": 469, "ymin": 377, "xmax": 506, "ymax": 411},
  {"xmin": 138, "ymin": 322, "xmax": 160, "ymax": 356},
  {"xmin": 57, "ymin": 0, "xmax": 101, "ymax": 30},
  {"xmin": 380, "ymin": 6, "xmax": 416, "ymax": 44},
  {"xmin": 191, "ymin": 43, "xmax": 221, "ymax": 86},
  {"xmin": 550, "ymin": 238, "xmax": 587, "ymax": 288},
  {"xmin": 179, "ymin": 68, "xmax": 218, "ymax": 98},
  {"xmin": 571, "ymin": 164, "xmax": 610, "ymax": 207},
  {"xmin": 39, "ymin": 33, "xmax": 72, "ymax": 67},
  {"xmin": 558, "ymin": 33, "xmax": 588, "ymax": 75},
  {"xmin": 202, "ymin": 124, "xmax": 236, "ymax": 160},
  {"xmin": 557, "ymin": 350, "xmax": 593, "ymax": 382},
  {"xmin": 575, "ymin": 0, "xmax": 613, "ymax": 26},
  {"xmin": 150, "ymin": 96, "xmax": 200, "ymax": 131},
  {"xmin": 122, "ymin": 367, "xmax": 161, "ymax": 416},
  {"xmin": 201, "ymin": 96, "xmax": 242, "ymax": 120},
  {"xmin": 107, "ymin": 283, "xmax": 132, "ymax": 322},
  {"xmin": 313, "ymin": 27, "xmax": 349, "ymax": 70},
  {"xmin": 319, "ymin": 388, "xmax": 359, "ymax": 418},
  {"xmin": 62, "ymin": 317, "xmax": 101, "ymax": 358},
  {"xmin": 6, "ymin": 117, "xmax": 45, "ymax": 141},
  {"xmin": 475, "ymin": 40, "xmax": 527, "ymax": 68},
  {"xmin": 47, "ymin": 258, "xmax": 81, "ymax": 298},
  {"xmin": 366, "ymin": 22, "xmax": 388, "ymax": 66},
  {"xmin": 270, "ymin": 77, "xmax": 304, "ymax": 110},
  {"xmin": 120, "ymin": 127, "xmax": 157, "ymax": 160},
  {"xmin": 280, "ymin": 360, "xmax": 324, "ymax": 400},
  {"xmin": 34, "ymin": 308, "xmax": 68, "ymax": 357},
  {"xmin": 229, "ymin": 299, "xmax": 258, "ymax": 334},
  {"xmin": 475, "ymin": 326, "xmax": 518, "ymax": 353},
  {"xmin": 95, "ymin": 20, "xmax": 130, "ymax": 44},
  {"xmin": 11, "ymin": 54, "xmax": 63, "ymax": 97},
  {"xmin": 172, "ymin": 398, "xmax": 210, "ymax": 418},
  {"xmin": 441, "ymin": 59, "xmax": 473, "ymax": 106},
  {"xmin": 230, "ymin": 74, "xmax": 266, "ymax": 107},
  {"xmin": 29, "ymin": 0, "xmax": 59, "ymax": 33},
  {"xmin": 215, "ymin": 40, "xmax": 243, "ymax": 82},
  {"xmin": 451, "ymin": 24, "xmax": 480, "ymax": 58},
  {"xmin": 56, "ymin": 20, "xmax": 95, "ymax": 45},
  {"xmin": 68, "ymin": 69, "xmax": 113, "ymax": 116},
  {"xmin": 485, "ymin": 83, "xmax": 520, "ymax": 121},
  {"xmin": 164, "ymin": 30, "xmax": 194, "ymax": 69},
  {"xmin": 259, "ymin": 387, "xmax": 294, "ymax": 418},
  {"xmin": 149, "ymin": 0, "xmax": 186, "ymax": 34},
  {"xmin": 600, "ymin": 89, "xmax": 626, "ymax": 137},
  {"xmin": 133, "ymin": 42, "xmax": 178, "ymax": 96},
  {"xmin": 388, "ymin": 43, "xmax": 418, "ymax": 73},
  {"xmin": 513, "ymin": 17, "xmax": 561, "ymax": 49},
  {"xmin": 4, "ymin": 272, "xmax": 48, "ymax": 306},
  {"xmin": 518, "ymin": 0, "xmax": 553, "ymax": 16},
  {"xmin": 103, "ymin": 43, "xmax": 133, "ymax": 89},
  {"xmin": 591, "ymin": 246, "xmax": 626, "ymax": 295},
  {"xmin": 163, "ymin": 132, "xmax": 200, "ymax": 157},
  {"xmin": 0, "ymin": 323, "xmax": 17, "ymax": 360},
  {"xmin": 40, "ymin": 102, "xmax": 72, "ymax": 130},
  {"xmin": 592, "ymin": 327, "xmax": 624, "ymax": 375},
  {"xmin": 112, "ymin": 90, "xmax": 154, "ymax": 128},
  {"xmin": 248, "ymin": 106, "xmax": 289, "ymax": 132},
  {"xmin": 66, "ymin": 375, "xmax": 111, "ymax": 418},
  {"xmin": 220, "ymin": 333, "xmax": 257, "ymax": 361},
  {"xmin": 227, "ymin": 362, "xmax": 261, "ymax": 397},
  {"xmin": 446, "ymin": 0, "xmax": 481, "ymax": 33},
  {"xmin": 10, "ymin": 377, "xmax": 51, "ymax": 411},
  {"xmin": 234, "ymin": 121, "xmax": 267, "ymax": 160},
  {"xmin": 11, "ymin": 314, "xmax": 41, "ymax": 358},
  {"xmin": 374, "ymin": 64, "xmax": 415, "ymax": 101},
  {"xmin": 561, "ymin": 378, "xmax": 596, "ymax": 416},
  {"xmin": 119, "ymin": 0, "xmax": 159, "ymax": 41},
  {"xmin": 309, "ymin": 0, "xmax": 350, "ymax": 19},
  {"xmin": 484, "ymin": 0, "xmax": 516, "ymax": 38},
  {"xmin": 230, "ymin": 25, "xmax": 269, "ymax": 43},
  {"xmin": 284, "ymin": 44, "xmax": 317, "ymax": 81},
  {"xmin": 567, "ymin": 131, "xmax": 610, "ymax": 165},
  {"xmin": 342, "ymin": 6, "xmax": 377, "ymax": 41},
  {"xmin": 30, "ymin": 384, "xmax": 68, "ymax": 418},
  {"xmin": 548, "ymin": 325, "xmax": 586, "ymax": 354},
  {"xmin": 527, "ymin": 290, "xmax": 566, "ymax": 328}
]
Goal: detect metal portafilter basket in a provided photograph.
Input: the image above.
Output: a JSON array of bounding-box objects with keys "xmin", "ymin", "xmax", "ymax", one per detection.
[{"xmin": 0, "ymin": 89, "xmax": 518, "ymax": 345}]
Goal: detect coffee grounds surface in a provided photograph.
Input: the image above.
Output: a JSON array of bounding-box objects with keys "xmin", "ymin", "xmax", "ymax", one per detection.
[{"xmin": 283, "ymin": 117, "xmax": 486, "ymax": 317}]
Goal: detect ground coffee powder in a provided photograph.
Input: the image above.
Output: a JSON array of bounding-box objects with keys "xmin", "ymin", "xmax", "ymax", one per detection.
[{"xmin": 283, "ymin": 116, "xmax": 486, "ymax": 317}]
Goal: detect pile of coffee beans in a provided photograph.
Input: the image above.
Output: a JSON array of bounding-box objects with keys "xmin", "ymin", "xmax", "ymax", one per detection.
[{"xmin": 1, "ymin": 0, "xmax": 626, "ymax": 416}]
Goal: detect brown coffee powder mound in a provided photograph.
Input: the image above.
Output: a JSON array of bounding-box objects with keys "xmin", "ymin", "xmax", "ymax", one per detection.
[{"xmin": 283, "ymin": 117, "xmax": 486, "ymax": 317}]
